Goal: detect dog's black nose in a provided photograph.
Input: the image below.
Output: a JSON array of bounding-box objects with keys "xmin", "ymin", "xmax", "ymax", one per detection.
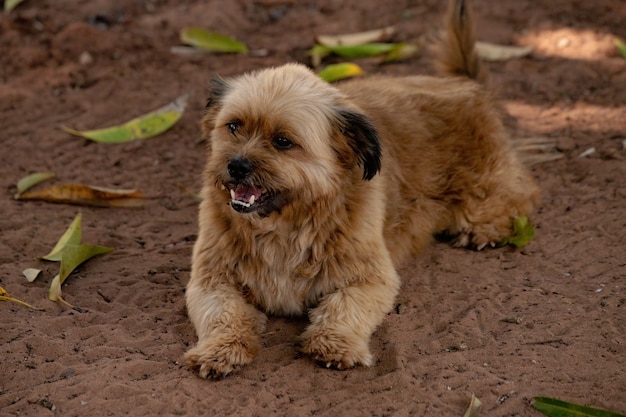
[{"xmin": 227, "ymin": 157, "xmax": 253, "ymax": 180}]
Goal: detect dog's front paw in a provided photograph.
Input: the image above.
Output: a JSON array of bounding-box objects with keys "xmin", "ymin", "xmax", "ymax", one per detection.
[
  {"xmin": 452, "ymin": 223, "xmax": 505, "ymax": 250},
  {"xmin": 301, "ymin": 331, "xmax": 373, "ymax": 370},
  {"xmin": 184, "ymin": 334, "xmax": 259, "ymax": 379}
]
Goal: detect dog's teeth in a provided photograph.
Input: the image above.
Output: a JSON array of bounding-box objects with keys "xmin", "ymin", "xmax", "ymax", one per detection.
[
  {"xmin": 249, "ymin": 195, "xmax": 255, "ymax": 205},
  {"xmin": 220, "ymin": 184, "xmax": 226, "ymax": 190},
  {"xmin": 229, "ymin": 189, "xmax": 235, "ymax": 200}
]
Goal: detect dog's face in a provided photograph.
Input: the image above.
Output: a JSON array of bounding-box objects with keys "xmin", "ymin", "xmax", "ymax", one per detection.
[{"xmin": 201, "ymin": 63, "xmax": 382, "ymax": 218}]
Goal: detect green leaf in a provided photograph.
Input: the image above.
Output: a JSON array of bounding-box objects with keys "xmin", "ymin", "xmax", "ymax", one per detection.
[
  {"xmin": 615, "ymin": 39, "xmax": 626, "ymax": 59},
  {"xmin": 4, "ymin": 0, "xmax": 25, "ymax": 14},
  {"xmin": 318, "ymin": 63, "xmax": 364, "ymax": 82},
  {"xmin": 180, "ymin": 27, "xmax": 248, "ymax": 54},
  {"xmin": 315, "ymin": 42, "xmax": 396, "ymax": 58},
  {"xmin": 41, "ymin": 213, "xmax": 82, "ymax": 261},
  {"xmin": 382, "ymin": 43, "xmax": 419, "ymax": 62},
  {"xmin": 62, "ymin": 94, "xmax": 188, "ymax": 143},
  {"xmin": 500, "ymin": 216, "xmax": 535, "ymax": 248},
  {"xmin": 533, "ymin": 397, "xmax": 626, "ymax": 417},
  {"xmin": 49, "ymin": 243, "xmax": 114, "ymax": 302},
  {"xmin": 14, "ymin": 172, "xmax": 56, "ymax": 198}
]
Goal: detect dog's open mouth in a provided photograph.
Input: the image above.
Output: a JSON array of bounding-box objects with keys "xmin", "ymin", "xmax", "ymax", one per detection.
[{"xmin": 228, "ymin": 183, "xmax": 267, "ymax": 213}]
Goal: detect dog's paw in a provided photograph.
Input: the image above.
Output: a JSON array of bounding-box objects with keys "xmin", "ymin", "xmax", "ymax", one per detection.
[
  {"xmin": 301, "ymin": 332, "xmax": 373, "ymax": 370},
  {"xmin": 184, "ymin": 335, "xmax": 259, "ymax": 379},
  {"xmin": 452, "ymin": 223, "xmax": 506, "ymax": 250}
]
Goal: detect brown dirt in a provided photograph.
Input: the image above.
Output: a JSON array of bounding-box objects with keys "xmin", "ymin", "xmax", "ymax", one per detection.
[{"xmin": 2, "ymin": 1, "xmax": 625, "ymax": 416}]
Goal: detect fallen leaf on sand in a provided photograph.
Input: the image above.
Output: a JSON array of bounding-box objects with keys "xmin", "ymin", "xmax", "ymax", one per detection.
[
  {"xmin": 316, "ymin": 26, "xmax": 396, "ymax": 47},
  {"xmin": 475, "ymin": 41, "xmax": 533, "ymax": 61},
  {"xmin": 40, "ymin": 213, "xmax": 82, "ymax": 261},
  {"xmin": 309, "ymin": 43, "xmax": 397, "ymax": 67},
  {"xmin": 17, "ymin": 184, "xmax": 146, "ymax": 208},
  {"xmin": 180, "ymin": 27, "xmax": 248, "ymax": 54},
  {"xmin": 463, "ymin": 393, "xmax": 482, "ymax": 417},
  {"xmin": 1, "ymin": 285, "xmax": 42, "ymax": 310},
  {"xmin": 14, "ymin": 172, "xmax": 56, "ymax": 198},
  {"xmin": 318, "ymin": 63, "xmax": 364, "ymax": 82},
  {"xmin": 4, "ymin": 0, "xmax": 25, "ymax": 14},
  {"xmin": 62, "ymin": 94, "xmax": 188, "ymax": 143},
  {"xmin": 533, "ymin": 396, "xmax": 626, "ymax": 417},
  {"xmin": 48, "ymin": 243, "xmax": 114, "ymax": 305},
  {"xmin": 23, "ymin": 268, "xmax": 42, "ymax": 283},
  {"xmin": 41, "ymin": 214, "xmax": 114, "ymax": 308}
]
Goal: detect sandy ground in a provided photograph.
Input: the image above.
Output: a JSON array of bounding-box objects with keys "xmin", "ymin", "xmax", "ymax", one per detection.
[{"xmin": 1, "ymin": 0, "xmax": 625, "ymax": 416}]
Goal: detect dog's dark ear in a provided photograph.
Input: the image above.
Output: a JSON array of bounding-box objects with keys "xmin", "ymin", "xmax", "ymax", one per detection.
[
  {"xmin": 202, "ymin": 76, "xmax": 230, "ymax": 138},
  {"xmin": 205, "ymin": 76, "xmax": 229, "ymax": 110},
  {"xmin": 336, "ymin": 108, "xmax": 382, "ymax": 180}
]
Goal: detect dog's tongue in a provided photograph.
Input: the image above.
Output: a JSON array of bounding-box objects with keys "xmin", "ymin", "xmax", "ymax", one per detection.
[{"xmin": 234, "ymin": 184, "xmax": 262, "ymax": 202}]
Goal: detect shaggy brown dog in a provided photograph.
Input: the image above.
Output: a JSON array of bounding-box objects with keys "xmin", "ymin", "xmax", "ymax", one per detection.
[{"xmin": 185, "ymin": 0, "xmax": 539, "ymax": 378}]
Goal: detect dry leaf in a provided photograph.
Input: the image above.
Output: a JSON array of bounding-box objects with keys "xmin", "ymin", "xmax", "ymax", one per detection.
[
  {"xmin": 463, "ymin": 393, "xmax": 483, "ymax": 417},
  {"xmin": 62, "ymin": 94, "xmax": 188, "ymax": 143},
  {"xmin": 23, "ymin": 268, "xmax": 42, "ymax": 283},
  {"xmin": 0, "ymin": 285, "xmax": 42, "ymax": 310},
  {"xmin": 475, "ymin": 41, "xmax": 533, "ymax": 61},
  {"xmin": 18, "ymin": 184, "xmax": 146, "ymax": 207},
  {"xmin": 316, "ymin": 26, "xmax": 395, "ymax": 47}
]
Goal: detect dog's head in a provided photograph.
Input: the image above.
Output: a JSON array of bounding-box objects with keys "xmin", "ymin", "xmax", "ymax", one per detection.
[{"xmin": 201, "ymin": 63, "xmax": 381, "ymax": 218}]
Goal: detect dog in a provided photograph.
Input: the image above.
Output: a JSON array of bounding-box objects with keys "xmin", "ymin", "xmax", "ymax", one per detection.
[{"xmin": 184, "ymin": 0, "xmax": 539, "ymax": 378}]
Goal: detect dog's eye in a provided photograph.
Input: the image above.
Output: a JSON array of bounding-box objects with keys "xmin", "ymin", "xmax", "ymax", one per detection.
[
  {"xmin": 272, "ymin": 136, "xmax": 294, "ymax": 150},
  {"xmin": 226, "ymin": 121, "xmax": 241, "ymax": 135}
]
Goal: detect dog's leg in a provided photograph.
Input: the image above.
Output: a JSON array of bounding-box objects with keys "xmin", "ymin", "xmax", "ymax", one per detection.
[
  {"xmin": 300, "ymin": 263, "xmax": 399, "ymax": 369},
  {"xmin": 184, "ymin": 280, "xmax": 266, "ymax": 378}
]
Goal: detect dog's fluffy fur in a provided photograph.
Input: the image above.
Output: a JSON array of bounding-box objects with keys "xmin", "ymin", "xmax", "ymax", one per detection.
[{"xmin": 185, "ymin": 0, "xmax": 539, "ymax": 378}]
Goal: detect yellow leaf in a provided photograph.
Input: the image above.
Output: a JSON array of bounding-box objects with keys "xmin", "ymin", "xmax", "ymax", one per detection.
[
  {"xmin": 4, "ymin": 0, "xmax": 25, "ymax": 14},
  {"xmin": 318, "ymin": 63, "xmax": 364, "ymax": 82},
  {"xmin": 0, "ymin": 285, "xmax": 42, "ymax": 310},
  {"xmin": 180, "ymin": 27, "xmax": 248, "ymax": 54},
  {"xmin": 41, "ymin": 213, "xmax": 82, "ymax": 261},
  {"xmin": 62, "ymin": 94, "xmax": 188, "ymax": 143},
  {"xmin": 316, "ymin": 26, "xmax": 396, "ymax": 47},
  {"xmin": 18, "ymin": 184, "xmax": 146, "ymax": 208},
  {"xmin": 475, "ymin": 42, "xmax": 533, "ymax": 61},
  {"xmin": 15, "ymin": 172, "xmax": 56, "ymax": 198},
  {"xmin": 23, "ymin": 268, "xmax": 42, "ymax": 282}
]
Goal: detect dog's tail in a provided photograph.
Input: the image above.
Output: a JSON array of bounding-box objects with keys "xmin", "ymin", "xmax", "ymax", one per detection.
[{"xmin": 434, "ymin": 0, "xmax": 488, "ymax": 84}]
